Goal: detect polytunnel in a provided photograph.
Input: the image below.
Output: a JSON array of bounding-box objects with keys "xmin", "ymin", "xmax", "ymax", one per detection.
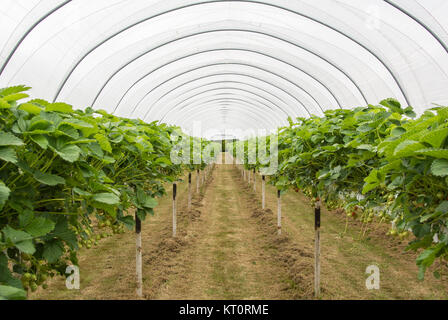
[
  {"xmin": 1, "ymin": 0, "xmax": 448, "ymax": 139},
  {"xmin": 3, "ymin": 0, "xmax": 448, "ymax": 303}
]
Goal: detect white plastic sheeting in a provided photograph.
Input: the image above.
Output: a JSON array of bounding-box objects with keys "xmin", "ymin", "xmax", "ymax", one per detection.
[{"xmin": 0, "ymin": 0, "xmax": 447, "ymax": 138}]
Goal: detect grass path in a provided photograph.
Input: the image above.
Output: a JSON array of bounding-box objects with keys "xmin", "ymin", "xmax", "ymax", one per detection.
[
  {"xmin": 248, "ymin": 169, "xmax": 448, "ymax": 299},
  {"xmin": 155, "ymin": 164, "xmax": 292, "ymax": 299},
  {"xmin": 32, "ymin": 157, "xmax": 448, "ymax": 300},
  {"xmin": 31, "ymin": 172, "xmax": 195, "ymax": 299}
]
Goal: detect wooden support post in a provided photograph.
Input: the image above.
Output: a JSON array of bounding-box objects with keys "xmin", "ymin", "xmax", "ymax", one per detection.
[
  {"xmin": 248, "ymin": 170, "xmax": 251, "ymax": 185},
  {"xmin": 196, "ymin": 169, "xmax": 200, "ymax": 193},
  {"xmin": 135, "ymin": 214, "xmax": 142, "ymax": 297},
  {"xmin": 188, "ymin": 172, "xmax": 192, "ymax": 210},
  {"xmin": 172, "ymin": 183, "xmax": 177, "ymax": 237},
  {"xmin": 243, "ymin": 169, "xmax": 246, "ymax": 181},
  {"xmin": 253, "ymin": 169, "xmax": 256, "ymax": 192},
  {"xmin": 262, "ymin": 175, "xmax": 266, "ymax": 209},
  {"xmin": 314, "ymin": 199, "xmax": 321, "ymax": 298},
  {"xmin": 277, "ymin": 190, "xmax": 282, "ymax": 235}
]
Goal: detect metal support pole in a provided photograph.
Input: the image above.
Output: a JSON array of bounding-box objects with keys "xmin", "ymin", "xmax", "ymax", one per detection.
[
  {"xmin": 262, "ymin": 175, "xmax": 266, "ymax": 209},
  {"xmin": 277, "ymin": 190, "xmax": 281, "ymax": 235},
  {"xmin": 188, "ymin": 172, "xmax": 192, "ymax": 210},
  {"xmin": 253, "ymin": 168, "xmax": 256, "ymax": 192},
  {"xmin": 196, "ymin": 169, "xmax": 200, "ymax": 193},
  {"xmin": 173, "ymin": 183, "xmax": 177, "ymax": 237},
  {"xmin": 314, "ymin": 199, "xmax": 321, "ymax": 298},
  {"xmin": 135, "ymin": 214, "xmax": 142, "ymax": 297}
]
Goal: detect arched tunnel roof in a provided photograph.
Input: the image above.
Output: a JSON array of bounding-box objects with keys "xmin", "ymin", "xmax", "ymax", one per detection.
[{"xmin": 1, "ymin": 0, "xmax": 448, "ymax": 138}]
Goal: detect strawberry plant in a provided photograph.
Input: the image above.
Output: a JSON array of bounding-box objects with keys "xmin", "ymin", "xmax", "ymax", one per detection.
[
  {"xmin": 0, "ymin": 85, "xmax": 187, "ymax": 299},
  {"xmin": 238, "ymin": 98, "xmax": 448, "ymax": 279},
  {"xmin": 363, "ymin": 105, "xmax": 448, "ymax": 279}
]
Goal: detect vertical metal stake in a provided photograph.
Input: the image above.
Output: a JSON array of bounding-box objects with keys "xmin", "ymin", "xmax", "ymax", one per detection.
[
  {"xmin": 196, "ymin": 169, "xmax": 200, "ymax": 193},
  {"xmin": 277, "ymin": 190, "xmax": 282, "ymax": 235},
  {"xmin": 173, "ymin": 183, "xmax": 177, "ymax": 237},
  {"xmin": 314, "ymin": 199, "xmax": 321, "ymax": 298},
  {"xmin": 135, "ymin": 214, "xmax": 142, "ymax": 297},
  {"xmin": 262, "ymin": 175, "xmax": 266, "ymax": 209},
  {"xmin": 253, "ymin": 169, "xmax": 256, "ymax": 192},
  {"xmin": 188, "ymin": 172, "xmax": 192, "ymax": 210}
]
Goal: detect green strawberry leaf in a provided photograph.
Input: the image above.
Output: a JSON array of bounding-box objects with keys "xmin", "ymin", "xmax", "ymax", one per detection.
[
  {"xmin": 45, "ymin": 102, "xmax": 73, "ymax": 113},
  {"xmin": 0, "ymin": 132, "xmax": 24, "ymax": 146},
  {"xmin": 0, "ymin": 147, "xmax": 17, "ymax": 163},
  {"xmin": 25, "ymin": 217, "xmax": 56, "ymax": 237},
  {"xmin": 43, "ymin": 240, "xmax": 64, "ymax": 263},
  {"xmin": 18, "ymin": 103, "xmax": 41, "ymax": 114},
  {"xmin": 431, "ymin": 159, "xmax": 448, "ymax": 177},
  {"xmin": 0, "ymin": 285, "xmax": 27, "ymax": 300},
  {"xmin": 33, "ymin": 171, "xmax": 66, "ymax": 186},
  {"xmin": 92, "ymin": 192, "xmax": 120, "ymax": 205}
]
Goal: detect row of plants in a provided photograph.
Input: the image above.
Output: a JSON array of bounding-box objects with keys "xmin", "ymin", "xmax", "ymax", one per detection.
[
  {"xmin": 235, "ymin": 136, "xmax": 277, "ymax": 175},
  {"xmin": 237, "ymin": 99, "xmax": 448, "ymax": 279},
  {"xmin": 0, "ymin": 85, "xmax": 214, "ymax": 299}
]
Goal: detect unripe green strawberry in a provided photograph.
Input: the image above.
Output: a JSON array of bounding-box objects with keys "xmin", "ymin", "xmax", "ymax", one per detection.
[
  {"xmin": 23, "ymin": 273, "xmax": 32, "ymax": 281},
  {"xmin": 30, "ymin": 283, "xmax": 38, "ymax": 292}
]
